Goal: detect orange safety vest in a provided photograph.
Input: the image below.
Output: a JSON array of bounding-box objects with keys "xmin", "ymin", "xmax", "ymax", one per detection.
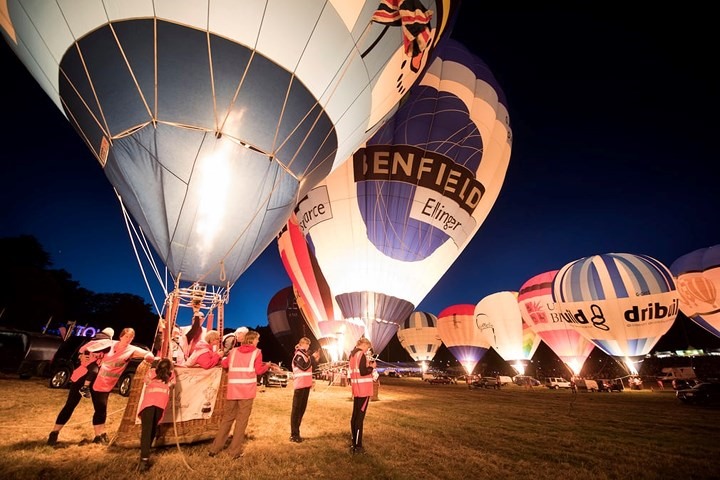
[
  {"xmin": 349, "ymin": 350, "xmax": 373, "ymax": 397},
  {"xmin": 292, "ymin": 349, "xmax": 313, "ymax": 389},
  {"xmin": 226, "ymin": 348, "xmax": 259, "ymax": 400},
  {"xmin": 137, "ymin": 370, "xmax": 175, "ymax": 417}
]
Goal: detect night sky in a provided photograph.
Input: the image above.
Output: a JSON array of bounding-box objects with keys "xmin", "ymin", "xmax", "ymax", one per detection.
[{"xmin": 1, "ymin": 7, "xmax": 718, "ymax": 355}]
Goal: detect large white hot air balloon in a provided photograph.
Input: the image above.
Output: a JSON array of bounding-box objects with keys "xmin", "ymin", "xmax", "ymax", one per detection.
[
  {"xmin": 294, "ymin": 38, "xmax": 512, "ymax": 355},
  {"xmin": 474, "ymin": 291, "xmax": 533, "ymax": 375}
]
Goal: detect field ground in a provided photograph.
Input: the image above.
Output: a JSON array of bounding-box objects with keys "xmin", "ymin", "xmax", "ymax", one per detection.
[{"xmin": 0, "ymin": 373, "xmax": 719, "ymax": 479}]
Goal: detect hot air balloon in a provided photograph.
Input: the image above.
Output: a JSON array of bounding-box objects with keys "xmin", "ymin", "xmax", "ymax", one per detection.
[
  {"xmin": 397, "ymin": 311, "xmax": 442, "ymax": 372},
  {"xmin": 518, "ymin": 270, "xmax": 595, "ymax": 376},
  {"xmin": 278, "ymin": 212, "xmax": 364, "ymax": 361},
  {"xmin": 474, "ymin": 291, "xmax": 535, "ymax": 375},
  {"xmin": 294, "ymin": 37, "xmax": 512, "ymax": 355},
  {"xmin": 1, "ymin": 1, "xmax": 459, "ymax": 335},
  {"xmin": 670, "ymin": 245, "xmax": 720, "ymax": 339},
  {"xmin": 437, "ymin": 304, "xmax": 490, "ymax": 374},
  {"xmin": 267, "ymin": 286, "xmax": 316, "ymax": 359},
  {"xmin": 552, "ymin": 253, "xmax": 679, "ymax": 374}
]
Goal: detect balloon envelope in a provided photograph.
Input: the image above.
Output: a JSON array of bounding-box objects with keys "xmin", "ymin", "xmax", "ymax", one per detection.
[
  {"xmin": 2, "ymin": 0, "xmax": 457, "ymax": 287},
  {"xmin": 267, "ymin": 286, "xmax": 315, "ymax": 359},
  {"xmin": 397, "ymin": 311, "xmax": 442, "ymax": 362},
  {"xmin": 552, "ymin": 253, "xmax": 679, "ymax": 370},
  {"xmin": 437, "ymin": 304, "xmax": 490, "ymax": 374},
  {"xmin": 518, "ymin": 270, "xmax": 595, "ymax": 376},
  {"xmin": 474, "ymin": 291, "xmax": 530, "ymax": 372},
  {"xmin": 670, "ymin": 245, "xmax": 720, "ymax": 339},
  {"xmin": 295, "ymin": 38, "xmax": 512, "ymax": 354}
]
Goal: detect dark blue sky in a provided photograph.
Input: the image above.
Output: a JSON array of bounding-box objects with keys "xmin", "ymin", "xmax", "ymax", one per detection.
[{"xmin": 2, "ymin": 8, "xmax": 718, "ymax": 346}]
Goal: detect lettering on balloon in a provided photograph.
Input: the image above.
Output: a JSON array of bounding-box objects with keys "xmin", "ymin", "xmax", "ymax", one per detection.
[
  {"xmin": 624, "ymin": 299, "xmax": 679, "ymax": 322},
  {"xmin": 295, "ymin": 186, "xmax": 332, "ymax": 235},
  {"xmin": 548, "ymin": 298, "xmax": 679, "ymax": 331},
  {"xmin": 353, "ymin": 145, "xmax": 485, "ymax": 215}
]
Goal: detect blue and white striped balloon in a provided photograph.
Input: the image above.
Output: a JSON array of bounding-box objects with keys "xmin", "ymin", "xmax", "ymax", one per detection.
[{"xmin": 551, "ymin": 253, "xmax": 678, "ymax": 367}]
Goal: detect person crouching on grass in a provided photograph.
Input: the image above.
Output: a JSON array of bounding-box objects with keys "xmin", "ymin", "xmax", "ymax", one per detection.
[{"xmin": 137, "ymin": 358, "xmax": 175, "ymax": 473}]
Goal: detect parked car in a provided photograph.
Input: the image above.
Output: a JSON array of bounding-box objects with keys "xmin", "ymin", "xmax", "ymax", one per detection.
[
  {"xmin": 470, "ymin": 377, "xmax": 500, "ymax": 389},
  {"xmin": 676, "ymin": 382, "xmax": 720, "ymax": 405},
  {"xmin": 47, "ymin": 335, "xmax": 149, "ymax": 397},
  {"xmin": 672, "ymin": 378, "xmax": 698, "ymax": 390},
  {"xmin": 544, "ymin": 377, "xmax": 572, "ymax": 389},
  {"xmin": 426, "ymin": 374, "xmax": 454, "ymax": 384},
  {"xmin": 262, "ymin": 368, "xmax": 290, "ymax": 388},
  {"xmin": 513, "ymin": 375, "xmax": 542, "ymax": 387},
  {"xmin": 597, "ymin": 378, "xmax": 624, "ymax": 392},
  {"xmin": 0, "ymin": 328, "xmax": 63, "ymax": 379}
]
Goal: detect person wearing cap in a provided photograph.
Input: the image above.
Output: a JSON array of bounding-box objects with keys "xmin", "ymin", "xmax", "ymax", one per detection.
[
  {"xmin": 289, "ymin": 336, "xmax": 320, "ymax": 443},
  {"xmin": 222, "ymin": 326, "xmax": 248, "ymax": 357},
  {"xmin": 46, "ymin": 327, "xmax": 115, "ymax": 446},
  {"xmin": 77, "ymin": 327, "xmax": 115, "ymax": 398},
  {"xmin": 84, "ymin": 327, "xmax": 154, "ymax": 445}
]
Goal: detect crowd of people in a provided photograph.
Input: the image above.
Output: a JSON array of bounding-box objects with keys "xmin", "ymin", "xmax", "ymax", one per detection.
[{"xmin": 44, "ymin": 312, "xmax": 379, "ymax": 473}]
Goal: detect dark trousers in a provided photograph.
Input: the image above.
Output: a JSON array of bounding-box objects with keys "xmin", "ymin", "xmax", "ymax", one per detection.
[
  {"xmin": 290, "ymin": 387, "xmax": 311, "ymax": 437},
  {"xmin": 54, "ymin": 376, "xmax": 85, "ymax": 425},
  {"xmin": 350, "ymin": 396, "xmax": 370, "ymax": 448},
  {"xmin": 91, "ymin": 391, "xmax": 110, "ymax": 425},
  {"xmin": 139, "ymin": 406, "xmax": 164, "ymax": 459}
]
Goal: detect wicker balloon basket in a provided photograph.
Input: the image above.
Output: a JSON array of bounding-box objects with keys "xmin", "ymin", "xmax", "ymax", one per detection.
[{"xmin": 112, "ymin": 362, "xmax": 228, "ymax": 448}]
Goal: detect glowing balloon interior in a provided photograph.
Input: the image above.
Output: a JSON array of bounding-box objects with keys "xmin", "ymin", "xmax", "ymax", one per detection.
[
  {"xmin": 437, "ymin": 304, "xmax": 490, "ymax": 374},
  {"xmin": 295, "ymin": 37, "xmax": 512, "ymax": 355},
  {"xmin": 518, "ymin": 270, "xmax": 595, "ymax": 376},
  {"xmin": 1, "ymin": 0, "xmax": 458, "ymax": 288},
  {"xmin": 397, "ymin": 311, "xmax": 442, "ymax": 366},
  {"xmin": 552, "ymin": 253, "xmax": 679, "ymax": 373},
  {"xmin": 474, "ymin": 291, "xmax": 531, "ymax": 374},
  {"xmin": 670, "ymin": 244, "xmax": 720, "ymax": 339}
]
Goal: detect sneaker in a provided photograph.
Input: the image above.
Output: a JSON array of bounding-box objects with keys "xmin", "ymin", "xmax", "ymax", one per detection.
[
  {"xmin": 79, "ymin": 386, "xmax": 91, "ymax": 398},
  {"xmin": 138, "ymin": 459, "xmax": 151, "ymax": 472},
  {"xmin": 92, "ymin": 433, "xmax": 109, "ymax": 445},
  {"xmin": 289, "ymin": 435, "xmax": 303, "ymax": 443},
  {"xmin": 208, "ymin": 451, "xmax": 217, "ymax": 458},
  {"xmin": 351, "ymin": 446, "xmax": 365, "ymax": 455},
  {"xmin": 47, "ymin": 431, "xmax": 59, "ymax": 446}
]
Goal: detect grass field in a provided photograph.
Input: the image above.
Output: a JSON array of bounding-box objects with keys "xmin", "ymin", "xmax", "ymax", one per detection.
[{"xmin": 0, "ymin": 374, "xmax": 719, "ymax": 479}]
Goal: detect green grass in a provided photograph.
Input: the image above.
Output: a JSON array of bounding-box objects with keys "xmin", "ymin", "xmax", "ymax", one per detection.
[{"xmin": 0, "ymin": 375, "xmax": 719, "ymax": 479}]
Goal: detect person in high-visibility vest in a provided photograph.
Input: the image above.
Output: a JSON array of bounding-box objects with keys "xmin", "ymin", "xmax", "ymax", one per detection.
[
  {"xmin": 207, "ymin": 330, "xmax": 275, "ymax": 459},
  {"xmin": 137, "ymin": 358, "xmax": 175, "ymax": 472},
  {"xmin": 289, "ymin": 336, "xmax": 320, "ymax": 443},
  {"xmin": 349, "ymin": 337, "xmax": 376, "ymax": 454}
]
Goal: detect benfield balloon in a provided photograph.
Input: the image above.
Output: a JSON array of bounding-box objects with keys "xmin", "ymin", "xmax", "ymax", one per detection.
[
  {"xmin": 551, "ymin": 253, "xmax": 679, "ymax": 373},
  {"xmin": 437, "ymin": 304, "xmax": 490, "ymax": 374},
  {"xmin": 518, "ymin": 270, "xmax": 595, "ymax": 376},
  {"xmin": 670, "ymin": 244, "xmax": 720, "ymax": 339},
  {"xmin": 295, "ymin": 38, "xmax": 512, "ymax": 355},
  {"xmin": 1, "ymin": 0, "xmax": 458, "ymax": 287}
]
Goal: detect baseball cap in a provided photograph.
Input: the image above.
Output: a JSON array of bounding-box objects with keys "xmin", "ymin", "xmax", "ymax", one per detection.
[{"xmin": 101, "ymin": 327, "xmax": 115, "ymax": 339}]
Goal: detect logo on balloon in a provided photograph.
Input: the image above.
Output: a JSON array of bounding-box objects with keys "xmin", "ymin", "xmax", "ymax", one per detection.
[{"xmin": 550, "ymin": 298, "xmax": 679, "ymax": 331}]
